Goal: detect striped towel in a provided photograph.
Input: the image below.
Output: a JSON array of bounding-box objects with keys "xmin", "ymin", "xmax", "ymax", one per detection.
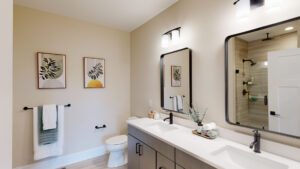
[{"xmin": 38, "ymin": 106, "xmax": 58, "ymax": 145}]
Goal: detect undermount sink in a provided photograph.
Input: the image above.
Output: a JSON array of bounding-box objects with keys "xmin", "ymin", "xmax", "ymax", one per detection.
[
  {"xmin": 211, "ymin": 145, "xmax": 288, "ymax": 169},
  {"xmin": 146, "ymin": 122, "xmax": 178, "ymax": 133}
]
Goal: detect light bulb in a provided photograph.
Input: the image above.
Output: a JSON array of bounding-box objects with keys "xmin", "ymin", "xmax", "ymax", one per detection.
[
  {"xmin": 236, "ymin": 0, "xmax": 250, "ymax": 19},
  {"xmin": 171, "ymin": 29, "xmax": 180, "ymax": 45},
  {"xmin": 161, "ymin": 34, "xmax": 170, "ymax": 48},
  {"xmin": 285, "ymin": 27, "xmax": 294, "ymax": 31}
]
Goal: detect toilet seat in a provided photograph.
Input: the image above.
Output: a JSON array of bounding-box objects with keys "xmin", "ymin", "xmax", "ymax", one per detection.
[{"xmin": 106, "ymin": 135, "xmax": 127, "ymax": 145}]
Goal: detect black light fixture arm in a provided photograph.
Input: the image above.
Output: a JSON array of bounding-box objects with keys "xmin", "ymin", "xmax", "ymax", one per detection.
[{"xmin": 163, "ymin": 27, "xmax": 181, "ymax": 35}]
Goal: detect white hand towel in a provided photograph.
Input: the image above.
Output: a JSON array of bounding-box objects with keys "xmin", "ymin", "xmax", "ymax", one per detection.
[
  {"xmin": 172, "ymin": 96, "xmax": 178, "ymax": 111},
  {"xmin": 34, "ymin": 106, "xmax": 64, "ymax": 160},
  {"xmin": 176, "ymin": 95, "xmax": 183, "ymax": 111},
  {"xmin": 43, "ymin": 104, "xmax": 57, "ymax": 130},
  {"xmin": 203, "ymin": 122, "xmax": 217, "ymax": 131}
]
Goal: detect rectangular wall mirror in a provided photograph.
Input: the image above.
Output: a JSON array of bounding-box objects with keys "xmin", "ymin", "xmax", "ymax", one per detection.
[
  {"xmin": 225, "ymin": 17, "xmax": 300, "ymax": 138},
  {"xmin": 160, "ymin": 48, "xmax": 192, "ymax": 114}
]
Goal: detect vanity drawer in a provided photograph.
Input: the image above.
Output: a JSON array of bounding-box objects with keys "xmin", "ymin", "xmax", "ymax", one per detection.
[
  {"xmin": 128, "ymin": 125, "xmax": 175, "ymax": 161},
  {"xmin": 175, "ymin": 149, "xmax": 216, "ymax": 169},
  {"xmin": 157, "ymin": 152, "xmax": 175, "ymax": 169}
]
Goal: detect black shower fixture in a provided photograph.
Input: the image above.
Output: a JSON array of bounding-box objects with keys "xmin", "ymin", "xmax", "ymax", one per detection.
[
  {"xmin": 262, "ymin": 33, "xmax": 273, "ymax": 41},
  {"xmin": 243, "ymin": 59, "xmax": 256, "ymax": 66}
]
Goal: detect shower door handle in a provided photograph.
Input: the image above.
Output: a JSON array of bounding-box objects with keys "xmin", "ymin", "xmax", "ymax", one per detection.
[
  {"xmin": 138, "ymin": 144, "xmax": 143, "ymax": 156},
  {"xmin": 270, "ymin": 111, "xmax": 280, "ymax": 117},
  {"xmin": 135, "ymin": 143, "xmax": 140, "ymax": 154}
]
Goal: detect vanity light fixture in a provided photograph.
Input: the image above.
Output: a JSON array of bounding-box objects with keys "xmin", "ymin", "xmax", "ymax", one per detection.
[
  {"xmin": 161, "ymin": 27, "xmax": 181, "ymax": 48},
  {"xmin": 285, "ymin": 26, "xmax": 294, "ymax": 31}
]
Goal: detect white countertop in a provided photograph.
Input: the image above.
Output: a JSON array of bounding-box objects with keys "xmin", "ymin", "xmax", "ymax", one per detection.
[{"xmin": 127, "ymin": 118, "xmax": 300, "ymax": 169}]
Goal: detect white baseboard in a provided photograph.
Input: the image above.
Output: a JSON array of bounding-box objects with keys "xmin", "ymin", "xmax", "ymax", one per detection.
[{"xmin": 14, "ymin": 145, "xmax": 107, "ymax": 169}]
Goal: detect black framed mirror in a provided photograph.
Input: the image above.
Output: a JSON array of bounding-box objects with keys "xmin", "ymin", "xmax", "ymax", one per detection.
[
  {"xmin": 225, "ymin": 17, "xmax": 300, "ymax": 138},
  {"xmin": 160, "ymin": 48, "xmax": 192, "ymax": 114}
]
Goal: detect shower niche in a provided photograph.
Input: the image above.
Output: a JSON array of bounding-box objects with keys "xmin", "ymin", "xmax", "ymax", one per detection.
[{"xmin": 225, "ymin": 17, "xmax": 300, "ymax": 138}]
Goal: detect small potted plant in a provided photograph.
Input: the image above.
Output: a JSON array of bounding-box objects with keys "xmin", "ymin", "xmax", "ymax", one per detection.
[{"xmin": 185, "ymin": 105, "xmax": 208, "ymax": 133}]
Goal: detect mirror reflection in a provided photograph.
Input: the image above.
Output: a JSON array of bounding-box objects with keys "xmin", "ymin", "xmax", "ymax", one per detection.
[
  {"xmin": 227, "ymin": 18, "xmax": 300, "ymax": 137},
  {"xmin": 161, "ymin": 48, "xmax": 192, "ymax": 113}
]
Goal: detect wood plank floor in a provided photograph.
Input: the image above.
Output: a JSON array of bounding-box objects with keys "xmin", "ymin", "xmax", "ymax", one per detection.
[{"xmin": 64, "ymin": 155, "xmax": 127, "ymax": 169}]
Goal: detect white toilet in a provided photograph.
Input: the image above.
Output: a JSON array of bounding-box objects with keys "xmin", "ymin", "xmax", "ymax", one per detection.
[{"xmin": 105, "ymin": 135, "xmax": 128, "ymax": 168}]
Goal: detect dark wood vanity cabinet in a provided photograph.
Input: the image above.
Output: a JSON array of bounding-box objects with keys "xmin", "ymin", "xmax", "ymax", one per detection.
[
  {"xmin": 128, "ymin": 135, "xmax": 156, "ymax": 169},
  {"xmin": 128, "ymin": 125, "xmax": 216, "ymax": 169},
  {"xmin": 157, "ymin": 152, "xmax": 175, "ymax": 169}
]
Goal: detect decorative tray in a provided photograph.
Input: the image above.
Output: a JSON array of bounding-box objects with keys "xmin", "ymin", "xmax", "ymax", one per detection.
[{"xmin": 192, "ymin": 130, "xmax": 216, "ymax": 140}]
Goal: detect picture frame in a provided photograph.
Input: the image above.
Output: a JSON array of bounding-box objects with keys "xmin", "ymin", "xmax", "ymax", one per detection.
[
  {"xmin": 84, "ymin": 57, "xmax": 105, "ymax": 88},
  {"xmin": 37, "ymin": 52, "xmax": 66, "ymax": 89},
  {"xmin": 171, "ymin": 65, "xmax": 181, "ymax": 87}
]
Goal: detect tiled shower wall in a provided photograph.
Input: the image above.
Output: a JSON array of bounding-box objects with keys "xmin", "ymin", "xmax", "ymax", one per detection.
[{"xmin": 234, "ymin": 38, "xmax": 249, "ymax": 123}]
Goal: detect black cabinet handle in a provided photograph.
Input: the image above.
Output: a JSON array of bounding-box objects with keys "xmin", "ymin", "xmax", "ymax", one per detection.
[
  {"xmin": 135, "ymin": 143, "xmax": 139, "ymax": 154},
  {"xmin": 138, "ymin": 144, "xmax": 143, "ymax": 156},
  {"xmin": 159, "ymin": 167, "xmax": 166, "ymax": 169}
]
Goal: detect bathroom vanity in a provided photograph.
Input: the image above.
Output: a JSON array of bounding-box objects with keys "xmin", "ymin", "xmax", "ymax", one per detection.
[
  {"xmin": 128, "ymin": 119, "xmax": 215, "ymax": 169},
  {"xmin": 127, "ymin": 118, "xmax": 300, "ymax": 169}
]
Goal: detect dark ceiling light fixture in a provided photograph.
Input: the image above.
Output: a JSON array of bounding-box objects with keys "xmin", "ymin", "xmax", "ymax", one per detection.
[
  {"xmin": 233, "ymin": 0, "xmax": 240, "ymax": 5},
  {"xmin": 250, "ymin": 0, "xmax": 265, "ymax": 9},
  {"xmin": 233, "ymin": 0, "xmax": 265, "ymax": 8}
]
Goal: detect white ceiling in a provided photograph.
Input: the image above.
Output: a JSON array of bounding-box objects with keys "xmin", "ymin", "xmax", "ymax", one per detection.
[{"xmin": 14, "ymin": 0, "xmax": 178, "ymax": 32}]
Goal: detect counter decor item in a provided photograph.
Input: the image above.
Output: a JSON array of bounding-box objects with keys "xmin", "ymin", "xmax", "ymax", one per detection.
[
  {"xmin": 148, "ymin": 111, "xmax": 155, "ymax": 119},
  {"xmin": 37, "ymin": 52, "xmax": 66, "ymax": 89},
  {"xmin": 84, "ymin": 57, "xmax": 105, "ymax": 88},
  {"xmin": 153, "ymin": 111, "xmax": 160, "ymax": 120},
  {"xmin": 185, "ymin": 105, "xmax": 207, "ymax": 128},
  {"xmin": 184, "ymin": 106, "xmax": 217, "ymax": 139}
]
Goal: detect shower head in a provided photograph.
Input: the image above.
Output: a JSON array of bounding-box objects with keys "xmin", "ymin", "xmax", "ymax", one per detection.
[
  {"xmin": 262, "ymin": 33, "xmax": 273, "ymax": 41},
  {"xmin": 243, "ymin": 59, "xmax": 256, "ymax": 66}
]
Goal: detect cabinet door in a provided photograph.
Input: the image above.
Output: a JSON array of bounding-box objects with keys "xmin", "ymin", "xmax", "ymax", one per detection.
[
  {"xmin": 157, "ymin": 153, "xmax": 175, "ymax": 169},
  {"xmin": 128, "ymin": 135, "xmax": 140, "ymax": 169},
  {"xmin": 139, "ymin": 142, "xmax": 156, "ymax": 169}
]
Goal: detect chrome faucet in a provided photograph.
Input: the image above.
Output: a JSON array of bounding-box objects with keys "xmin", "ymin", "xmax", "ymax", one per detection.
[
  {"xmin": 250, "ymin": 129, "xmax": 261, "ymax": 153},
  {"xmin": 163, "ymin": 112, "xmax": 173, "ymax": 125}
]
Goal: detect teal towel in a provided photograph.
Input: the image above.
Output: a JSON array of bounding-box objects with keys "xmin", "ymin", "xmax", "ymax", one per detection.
[{"xmin": 38, "ymin": 106, "xmax": 58, "ymax": 145}]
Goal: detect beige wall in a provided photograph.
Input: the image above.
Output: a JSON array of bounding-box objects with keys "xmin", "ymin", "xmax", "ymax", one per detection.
[
  {"xmin": 131, "ymin": 0, "xmax": 300, "ymax": 148},
  {"xmin": 13, "ymin": 5, "xmax": 130, "ymax": 167},
  {"xmin": 0, "ymin": 0, "xmax": 13, "ymax": 168}
]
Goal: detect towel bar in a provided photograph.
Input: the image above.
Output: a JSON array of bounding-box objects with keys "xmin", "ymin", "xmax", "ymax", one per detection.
[
  {"xmin": 23, "ymin": 104, "xmax": 71, "ymax": 111},
  {"xmin": 170, "ymin": 95, "xmax": 185, "ymax": 99}
]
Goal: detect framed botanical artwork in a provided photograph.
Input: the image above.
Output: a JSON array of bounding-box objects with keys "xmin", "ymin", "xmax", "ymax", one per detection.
[
  {"xmin": 84, "ymin": 57, "xmax": 105, "ymax": 88},
  {"xmin": 171, "ymin": 65, "xmax": 181, "ymax": 87},
  {"xmin": 38, "ymin": 52, "xmax": 66, "ymax": 89}
]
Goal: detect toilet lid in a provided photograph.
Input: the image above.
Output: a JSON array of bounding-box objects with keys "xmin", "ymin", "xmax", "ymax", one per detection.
[{"xmin": 106, "ymin": 135, "xmax": 127, "ymax": 145}]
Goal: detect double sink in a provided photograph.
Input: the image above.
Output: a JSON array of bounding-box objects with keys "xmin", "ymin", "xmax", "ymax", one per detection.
[{"xmin": 128, "ymin": 118, "xmax": 299, "ymax": 169}]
